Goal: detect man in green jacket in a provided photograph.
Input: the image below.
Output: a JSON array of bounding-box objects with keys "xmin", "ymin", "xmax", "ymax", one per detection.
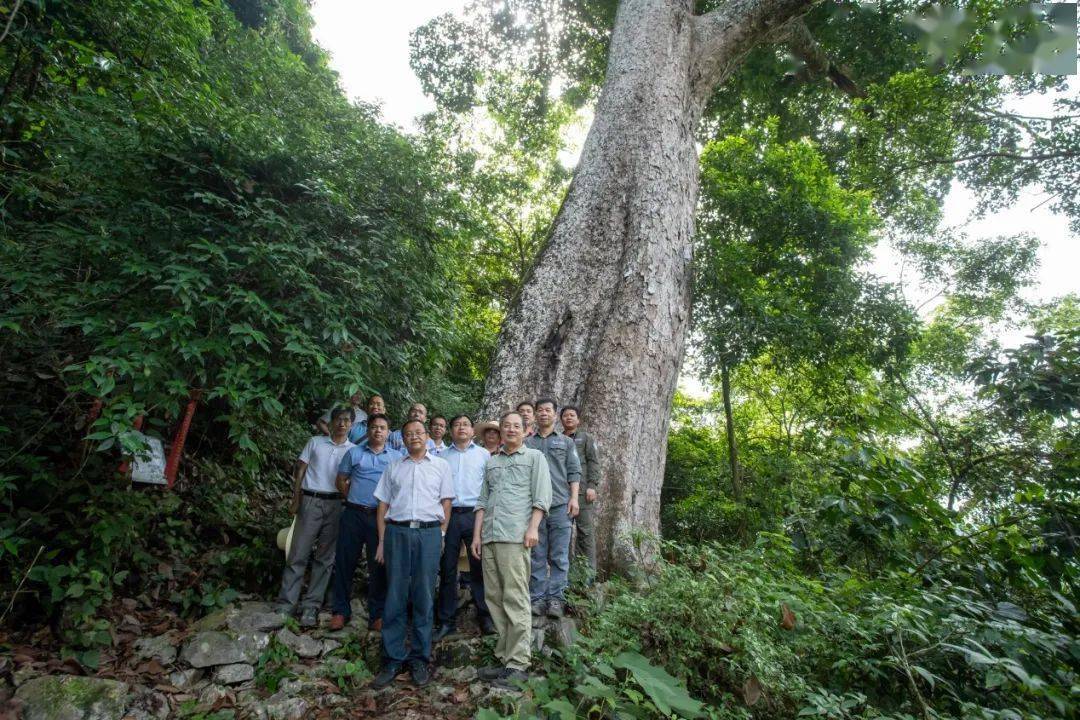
[
  {"xmin": 471, "ymin": 411, "xmax": 552, "ymax": 688},
  {"xmin": 560, "ymin": 405, "xmax": 600, "ymax": 578}
]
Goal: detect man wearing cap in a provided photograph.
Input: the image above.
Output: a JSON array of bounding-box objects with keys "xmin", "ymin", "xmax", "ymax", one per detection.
[
  {"xmin": 371, "ymin": 419, "xmax": 455, "ymax": 689},
  {"xmin": 526, "ymin": 398, "xmax": 581, "ymax": 620},
  {"xmin": 275, "ymin": 407, "xmax": 354, "ymax": 627},
  {"xmin": 471, "ymin": 411, "xmax": 551, "ymax": 687},
  {"xmin": 434, "ymin": 415, "xmax": 494, "ymax": 641},
  {"xmin": 329, "ymin": 413, "xmax": 397, "ymax": 632},
  {"xmin": 560, "ymin": 405, "xmax": 600, "ymax": 578}
]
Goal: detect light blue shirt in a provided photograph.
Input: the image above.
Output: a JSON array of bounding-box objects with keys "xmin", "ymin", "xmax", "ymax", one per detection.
[
  {"xmin": 438, "ymin": 441, "xmax": 489, "ymax": 508},
  {"xmin": 374, "ymin": 451, "xmax": 455, "ymax": 523},
  {"xmin": 337, "ymin": 443, "xmax": 400, "ymax": 507},
  {"xmin": 388, "ymin": 429, "xmax": 436, "ymax": 453}
]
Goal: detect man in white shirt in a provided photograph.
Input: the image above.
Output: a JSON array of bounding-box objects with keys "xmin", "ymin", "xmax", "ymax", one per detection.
[
  {"xmin": 275, "ymin": 407, "xmax": 354, "ymax": 627},
  {"xmin": 434, "ymin": 415, "xmax": 494, "ymax": 640},
  {"xmin": 371, "ymin": 420, "xmax": 455, "ymax": 689},
  {"xmin": 429, "ymin": 415, "xmax": 448, "ymax": 453}
]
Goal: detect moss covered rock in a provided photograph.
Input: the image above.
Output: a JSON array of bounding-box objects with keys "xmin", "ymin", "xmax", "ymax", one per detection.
[{"xmin": 14, "ymin": 675, "xmax": 129, "ymax": 720}]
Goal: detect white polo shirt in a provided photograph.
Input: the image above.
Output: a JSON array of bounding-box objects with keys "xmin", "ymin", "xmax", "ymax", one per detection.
[{"xmin": 298, "ymin": 435, "xmax": 355, "ymax": 493}]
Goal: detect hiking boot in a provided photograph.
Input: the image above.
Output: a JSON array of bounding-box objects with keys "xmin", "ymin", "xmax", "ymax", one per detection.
[
  {"xmin": 479, "ymin": 615, "xmax": 496, "ymax": 636},
  {"xmin": 530, "ymin": 599, "xmax": 547, "ymax": 617},
  {"xmin": 372, "ymin": 665, "xmax": 402, "ymax": 689},
  {"xmin": 329, "ymin": 614, "xmax": 347, "ymax": 631},
  {"xmin": 299, "ymin": 607, "xmax": 318, "ymax": 628},
  {"xmin": 478, "ymin": 665, "xmax": 509, "ymax": 681},
  {"xmin": 547, "ymin": 599, "xmax": 565, "ymax": 619},
  {"xmin": 273, "ymin": 602, "xmax": 295, "ymax": 618},
  {"xmin": 433, "ymin": 624, "xmax": 455, "ymax": 643},
  {"xmin": 410, "ymin": 661, "xmax": 434, "ymax": 687},
  {"xmin": 494, "ymin": 668, "xmax": 530, "ymax": 689}
]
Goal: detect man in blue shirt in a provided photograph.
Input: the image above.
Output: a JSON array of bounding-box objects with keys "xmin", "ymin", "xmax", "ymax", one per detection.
[
  {"xmin": 434, "ymin": 415, "xmax": 495, "ymax": 641},
  {"xmin": 330, "ymin": 413, "xmax": 398, "ymax": 631},
  {"xmin": 388, "ymin": 402, "xmax": 436, "ymax": 452}
]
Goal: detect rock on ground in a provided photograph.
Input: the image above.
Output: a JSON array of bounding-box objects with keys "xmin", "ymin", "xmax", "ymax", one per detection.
[
  {"xmin": 132, "ymin": 635, "xmax": 177, "ymax": 666},
  {"xmin": 166, "ymin": 668, "xmax": 202, "ymax": 689},
  {"xmin": 275, "ymin": 628, "xmax": 322, "ymax": 658},
  {"xmin": 180, "ymin": 630, "xmax": 267, "ymax": 668},
  {"xmin": 15, "ymin": 675, "xmax": 129, "ymax": 720},
  {"xmin": 123, "ymin": 686, "xmax": 169, "ymax": 720},
  {"xmin": 211, "ymin": 663, "xmax": 254, "ymax": 684},
  {"xmin": 253, "ymin": 693, "xmax": 310, "ymax": 720}
]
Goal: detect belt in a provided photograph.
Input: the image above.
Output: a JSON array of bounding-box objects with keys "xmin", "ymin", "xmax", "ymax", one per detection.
[
  {"xmin": 451, "ymin": 506, "xmax": 475, "ymax": 514},
  {"xmin": 302, "ymin": 489, "xmax": 341, "ymax": 500},
  {"xmin": 345, "ymin": 502, "xmax": 378, "ymax": 513},
  {"xmin": 387, "ymin": 519, "xmax": 441, "ymax": 529}
]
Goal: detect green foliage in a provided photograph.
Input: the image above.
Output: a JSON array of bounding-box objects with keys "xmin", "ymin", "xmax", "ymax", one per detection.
[
  {"xmin": 485, "ymin": 537, "xmax": 1075, "ymax": 720},
  {"xmin": 254, "ymin": 635, "xmax": 298, "ymax": 693},
  {"xmin": 0, "ymin": 0, "xmax": 492, "ymax": 658}
]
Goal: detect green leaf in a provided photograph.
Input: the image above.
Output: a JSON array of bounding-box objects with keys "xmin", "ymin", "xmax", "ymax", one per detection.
[
  {"xmin": 544, "ymin": 699, "xmax": 577, "ymax": 720},
  {"xmin": 612, "ymin": 652, "xmax": 703, "ymax": 718}
]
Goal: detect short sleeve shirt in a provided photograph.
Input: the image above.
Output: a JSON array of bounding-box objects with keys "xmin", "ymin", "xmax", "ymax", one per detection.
[
  {"xmin": 298, "ymin": 436, "xmax": 355, "ymax": 493},
  {"xmin": 374, "ymin": 451, "xmax": 455, "ymax": 522},
  {"xmin": 338, "ymin": 443, "xmax": 400, "ymax": 507}
]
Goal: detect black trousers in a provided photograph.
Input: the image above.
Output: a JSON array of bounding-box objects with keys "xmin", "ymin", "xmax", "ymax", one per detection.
[{"xmin": 437, "ymin": 509, "xmax": 489, "ymax": 625}]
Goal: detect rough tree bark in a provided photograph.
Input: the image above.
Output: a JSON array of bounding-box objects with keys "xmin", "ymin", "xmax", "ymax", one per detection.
[{"xmin": 480, "ymin": 0, "xmax": 815, "ymax": 572}]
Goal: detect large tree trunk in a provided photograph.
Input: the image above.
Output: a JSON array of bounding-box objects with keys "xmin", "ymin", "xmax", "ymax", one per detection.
[{"xmin": 481, "ymin": 0, "xmax": 811, "ymax": 572}]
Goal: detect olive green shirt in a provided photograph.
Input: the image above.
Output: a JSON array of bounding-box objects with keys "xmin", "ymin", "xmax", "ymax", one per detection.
[{"xmin": 476, "ymin": 445, "xmax": 552, "ymax": 544}]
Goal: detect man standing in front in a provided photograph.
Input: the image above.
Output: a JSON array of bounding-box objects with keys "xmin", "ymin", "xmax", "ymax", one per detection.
[
  {"xmin": 276, "ymin": 407, "xmax": 354, "ymax": 627},
  {"xmin": 434, "ymin": 415, "xmax": 494, "ymax": 640},
  {"xmin": 371, "ymin": 420, "xmax": 455, "ymax": 689},
  {"xmin": 471, "ymin": 412, "xmax": 551, "ymax": 687},
  {"xmin": 526, "ymin": 398, "xmax": 580, "ymax": 619},
  {"xmin": 560, "ymin": 405, "xmax": 600, "ymax": 579},
  {"xmin": 330, "ymin": 413, "xmax": 396, "ymax": 632}
]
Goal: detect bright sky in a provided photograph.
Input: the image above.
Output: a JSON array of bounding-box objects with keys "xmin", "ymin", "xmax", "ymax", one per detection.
[{"xmin": 310, "ymin": 1, "xmax": 1078, "ymax": 395}]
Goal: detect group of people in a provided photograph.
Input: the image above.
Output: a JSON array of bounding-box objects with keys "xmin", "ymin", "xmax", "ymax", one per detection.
[{"xmin": 274, "ymin": 392, "xmax": 601, "ymax": 689}]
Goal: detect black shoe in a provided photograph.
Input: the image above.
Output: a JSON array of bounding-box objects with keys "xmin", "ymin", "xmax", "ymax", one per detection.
[
  {"xmin": 547, "ymin": 599, "xmax": 565, "ymax": 619},
  {"xmin": 410, "ymin": 662, "xmax": 433, "ymax": 687},
  {"xmin": 433, "ymin": 624, "xmax": 455, "ymax": 642},
  {"xmin": 478, "ymin": 665, "xmax": 509, "ymax": 681},
  {"xmin": 372, "ymin": 665, "xmax": 402, "ymax": 689},
  {"xmin": 531, "ymin": 600, "xmax": 547, "ymax": 617},
  {"xmin": 479, "ymin": 616, "xmax": 496, "ymax": 636},
  {"xmin": 494, "ymin": 668, "xmax": 530, "ymax": 689}
]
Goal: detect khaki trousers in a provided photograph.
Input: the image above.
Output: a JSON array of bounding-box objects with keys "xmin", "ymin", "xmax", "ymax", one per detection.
[{"xmin": 481, "ymin": 541, "xmax": 532, "ymax": 670}]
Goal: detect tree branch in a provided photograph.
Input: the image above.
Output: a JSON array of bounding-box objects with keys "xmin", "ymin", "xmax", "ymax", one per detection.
[
  {"xmin": 692, "ymin": 0, "xmax": 817, "ymax": 104},
  {"xmin": 782, "ymin": 18, "xmax": 866, "ymax": 99},
  {"xmin": 904, "ymin": 149, "xmax": 1077, "ymax": 171},
  {"xmin": 0, "ymin": 0, "xmax": 24, "ymax": 46}
]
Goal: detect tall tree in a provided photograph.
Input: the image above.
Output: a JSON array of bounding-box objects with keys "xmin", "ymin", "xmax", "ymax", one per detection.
[{"xmin": 414, "ymin": 0, "xmax": 1077, "ymax": 570}]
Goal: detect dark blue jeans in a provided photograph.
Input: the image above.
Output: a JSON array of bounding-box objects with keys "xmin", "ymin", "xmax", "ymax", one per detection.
[
  {"xmin": 382, "ymin": 523, "xmax": 441, "ymax": 668},
  {"xmin": 437, "ymin": 509, "xmax": 489, "ymax": 626},
  {"xmin": 331, "ymin": 505, "xmax": 386, "ymax": 624}
]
